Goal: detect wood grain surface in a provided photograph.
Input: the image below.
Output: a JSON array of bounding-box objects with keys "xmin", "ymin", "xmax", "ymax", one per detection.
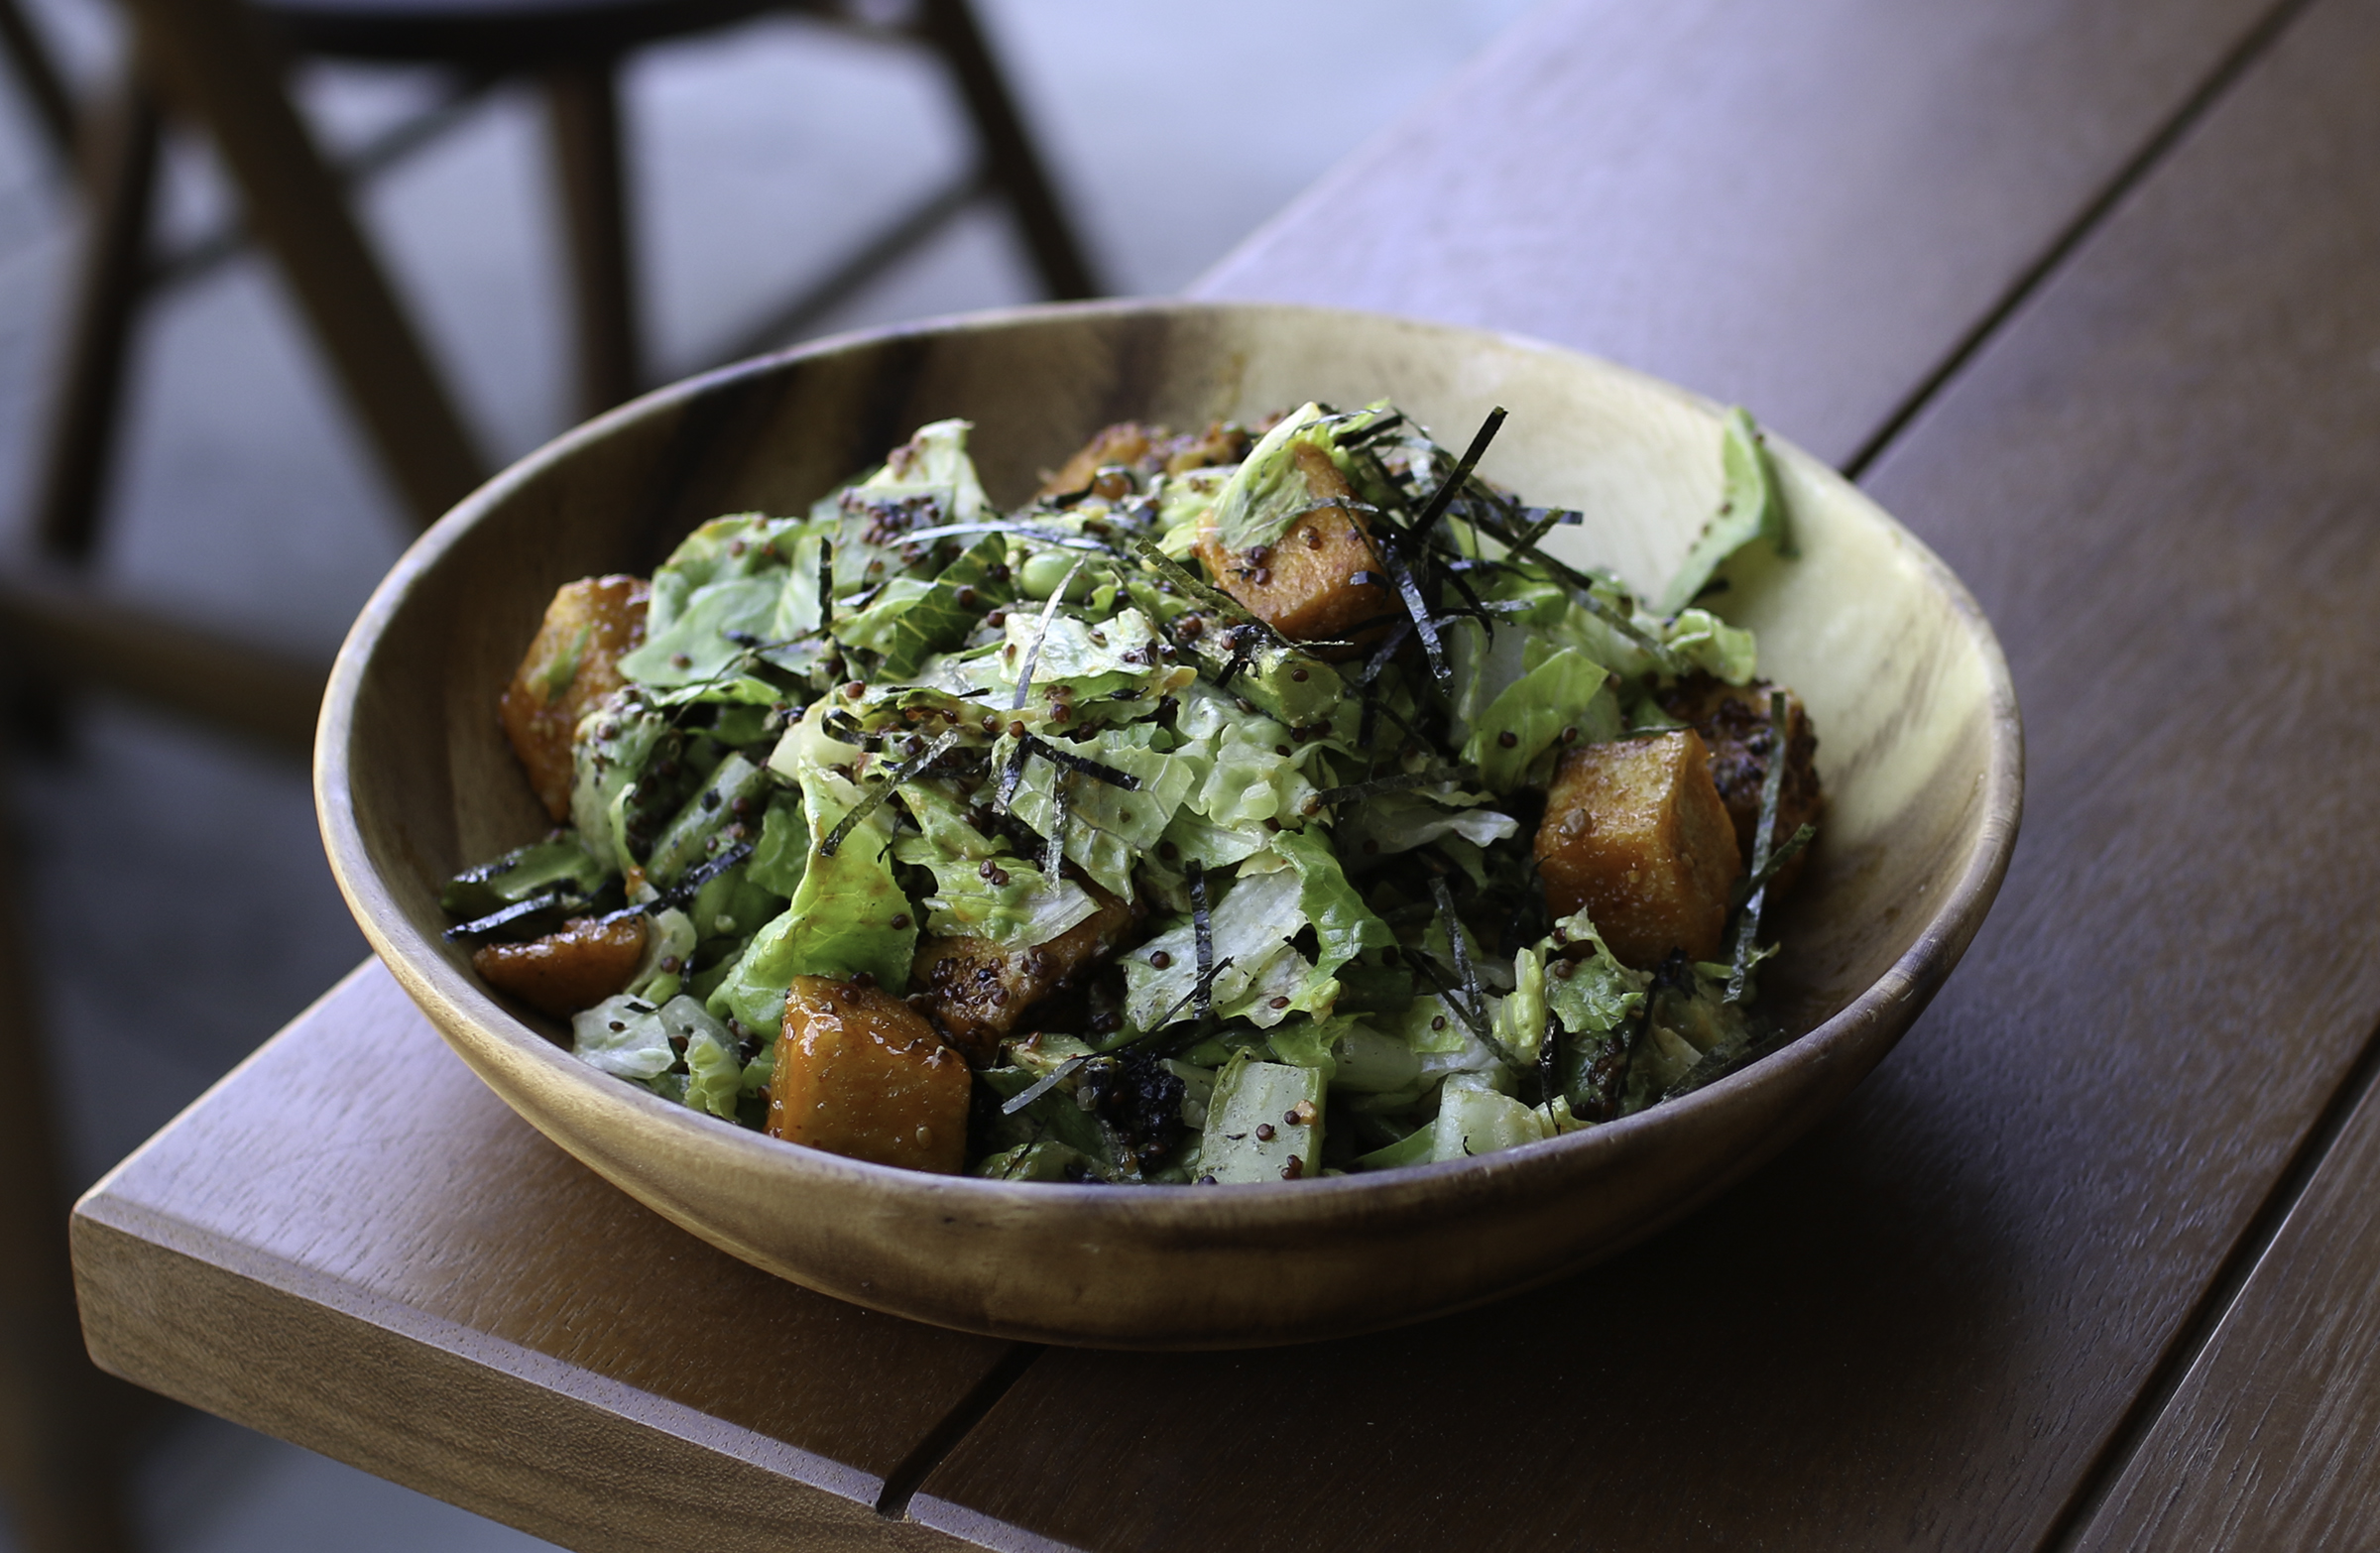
[
  {"xmin": 1196, "ymin": 0, "xmax": 2284, "ymax": 470},
  {"xmin": 2009, "ymin": 1, "xmax": 2380, "ymax": 1542},
  {"xmin": 910, "ymin": 0, "xmax": 2380, "ymax": 1548},
  {"xmin": 72, "ymin": 965, "xmax": 1015, "ymax": 1552},
  {"xmin": 2074, "ymin": 1069, "xmax": 2380, "ymax": 1552}
]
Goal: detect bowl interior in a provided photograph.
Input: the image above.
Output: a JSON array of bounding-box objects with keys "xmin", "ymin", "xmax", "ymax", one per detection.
[{"xmin": 319, "ymin": 300, "xmax": 2019, "ymax": 1344}]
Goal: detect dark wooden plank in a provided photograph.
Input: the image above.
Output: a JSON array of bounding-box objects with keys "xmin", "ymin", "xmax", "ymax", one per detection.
[
  {"xmin": 1195, "ymin": 0, "xmax": 2283, "ymax": 469},
  {"xmin": 71, "ymin": 964, "xmax": 1017, "ymax": 1552},
  {"xmin": 2075, "ymin": 1073, "xmax": 2380, "ymax": 1552},
  {"xmin": 913, "ymin": 0, "xmax": 2380, "ymax": 1548},
  {"xmin": 2020, "ymin": 0, "xmax": 2380, "ymax": 1541}
]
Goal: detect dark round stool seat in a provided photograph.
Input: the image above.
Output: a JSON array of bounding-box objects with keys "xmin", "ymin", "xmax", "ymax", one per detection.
[{"xmin": 255, "ymin": 0, "xmax": 783, "ymax": 65}]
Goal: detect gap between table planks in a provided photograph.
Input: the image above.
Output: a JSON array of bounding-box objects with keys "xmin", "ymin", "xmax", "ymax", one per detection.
[{"xmin": 905, "ymin": 0, "xmax": 2380, "ymax": 1549}]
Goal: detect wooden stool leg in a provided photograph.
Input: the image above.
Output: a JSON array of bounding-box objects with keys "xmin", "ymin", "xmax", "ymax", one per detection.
[
  {"xmin": 31, "ymin": 72, "xmax": 161, "ymax": 565},
  {"xmin": 0, "ymin": 0, "xmax": 76, "ymax": 165},
  {"xmin": 117, "ymin": 0, "xmax": 485, "ymax": 530},
  {"xmin": 544, "ymin": 55, "xmax": 643, "ymax": 418},
  {"xmin": 0, "ymin": 770, "xmax": 141, "ymax": 1553},
  {"xmin": 912, "ymin": 0, "xmax": 1102, "ymax": 300}
]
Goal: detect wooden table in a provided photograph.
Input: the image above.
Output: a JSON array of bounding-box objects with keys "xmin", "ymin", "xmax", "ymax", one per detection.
[{"xmin": 69, "ymin": 0, "xmax": 2380, "ymax": 1546}]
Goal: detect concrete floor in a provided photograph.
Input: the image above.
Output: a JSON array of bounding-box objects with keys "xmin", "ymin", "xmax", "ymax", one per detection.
[{"xmin": 0, "ymin": 2, "xmax": 1534, "ymax": 1548}]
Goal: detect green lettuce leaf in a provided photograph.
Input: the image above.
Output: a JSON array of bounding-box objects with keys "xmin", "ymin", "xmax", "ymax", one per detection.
[
  {"xmin": 1657, "ymin": 407, "xmax": 1793, "ymax": 615},
  {"xmin": 1458, "ymin": 647, "xmax": 1621, "ymax": 792}
]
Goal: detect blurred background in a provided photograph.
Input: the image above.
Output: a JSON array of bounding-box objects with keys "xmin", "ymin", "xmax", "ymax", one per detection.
[{"xmin": 0, "ymin": 0, "xmax": 1531, "ymax": 1547}]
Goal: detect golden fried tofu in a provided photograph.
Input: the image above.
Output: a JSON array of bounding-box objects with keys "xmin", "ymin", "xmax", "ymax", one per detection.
[
  {"xmin": 472, "ymin": 913, "xmax": 648, "ymax": 1018},
  {"xmin": 1534, "ymin": 731, "xmax": 1742, "ymax": 968},
  {"xmin": 1657, "ymin": 675, "xmax": 1822, "ymax": 893},
  {"xmin": 1037, "ymin": 422, "xmax": 1154, "ymax": 498},
  {"xmin": 768, "ymin": 976, "xmax": 970, "ymax": 1173},
  {"xmin": 1193, "ymin": 442, "xmax": 1396, "ymax": 653},
  {"xmin": 499, "ymin": 575, "xmax": 651, "ymax": 818},
  {"xmin": 1035, "ymin": 419, "xmax": 1250, "ymax": 499},
  {"xmin": 911, "ymin": 884, "xmax": 1141, "ymax": 1063}
]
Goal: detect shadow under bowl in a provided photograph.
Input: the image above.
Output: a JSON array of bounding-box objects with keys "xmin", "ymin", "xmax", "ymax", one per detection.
[{"xmin": 316, "ymin": 299, "xmax": 2022, "ymax": 1349}]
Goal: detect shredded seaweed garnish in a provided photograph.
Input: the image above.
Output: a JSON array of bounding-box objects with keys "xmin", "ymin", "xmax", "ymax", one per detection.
[
  {"xmin": 816, "ymin": 535, "xmax": 834, "ymax": 632},
  {"xmin": 1127, "ymin": 536, "xmax": 1293, "ymax": 651},
  {"xmin": 1455, "ymin": 500, "xmax": 1681, "ymax": 666},
  {"xmin": 1425, "ymin": 875, "xmax": 1503, "ymax": 1052},
  {"xmin": 1376, "ymin": 544, "xmax": 1453, "ymax": 693},
  {"xmin": 992, "ymin": 735, "xmax": 1033, "ymax": 817},
  {"xmin": 441, "ymin": 889, "xmax": 580, "ymax": 943},
  {"xmin": 1020, "ymin": 734, "xmax": 1141, "ymax": 790},
  {"xmin": 1140, "ymin": 955, "xmax": 1239, "ymax": 1039},
  {"xmin": 1407, "ymin": 407, "xmax": 1507, "ymax": 543},
  {"xmin": 1356, "ymin": 618, "xmax": 1415, "ymax": 688},
  {"xmin": 1513, "ymin": 506, "xmax": 1583, "ymax": 553},
  {"xmin": 660, "ymin": 837, "xmax": 757, "ymax": 903},
  {"xmin": 1536, "ymin": 1003, "xmax": 1560, "ymax": 1106},
  {"xmin": 817, "ymin": 730, "xmax": 958, "ymax": 857},
  {"xmin": 1188, "ymin": 858, "xmax": 1217, "ymax": 1029},
  {"xmin": 1012, "ymin": 553, "xmax": 1092, "ymax": 712},
  {"xmin": 898, "ymin": 520, "xmax": 1112, "ymax": 552},
  {"xmin": 1041, "ymin": 770, "xmax": 1071, "ymax": 878},
  {"xmin": 1214, "ymin": 626, "xmax": 1259, "ymax": 688},
  {"xmin": 1001, "ymin": 1055, "xmax": 1087, "ymax": 1116},
  {"xmin": 1726, "ymin": 691, "xmax": 1791, "ymax": 1003},
  {"xmin": 1735, "ymin": 822, "xmax": 1816, "ymax": 906},
  {"xmin": 1310, "ymin": 767, "xmax": 1472, "ymax": 808}
]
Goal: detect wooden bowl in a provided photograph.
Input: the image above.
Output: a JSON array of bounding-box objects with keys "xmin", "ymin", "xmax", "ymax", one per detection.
[{"xmin": 316, "ymin": 301, "xmax": 2021, "ymax": 1349}]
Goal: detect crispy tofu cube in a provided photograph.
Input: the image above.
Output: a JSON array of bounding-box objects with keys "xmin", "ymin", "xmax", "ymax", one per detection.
[
  {"xmin": 500, "ymin": 575, "xmax": 651, "ymax": 818},
  {"xmin": 1035, "ymin": 419, "xmax": 1250, "ymax": 499},
  {"xmin": 1657, "ymin": 674, "xmax": 1823, "ymax": 893},
  {"xmin": 912, "ymin": 884, "xmax": 1141, "ymax": 1063},
  {"xmin": 1194, "ymin": 442, "xmax": 1396, "ymax": 652},
  {"xmin": 472, "ymin": 913, "xmax": 648, "ymax": 1018},
  {"xmin": 1036, "ymin": 422, "xmax": 1154, "ymax": 498},
  {"xmin": 768, "ymin": 976, "xmax": 971, "ymax": 1173},
  {"xmin": 1534, "ymin": 730, "xmax": 1742, "ymax": 969}
]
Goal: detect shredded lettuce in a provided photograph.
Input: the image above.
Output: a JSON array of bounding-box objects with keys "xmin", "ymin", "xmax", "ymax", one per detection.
[
  {"xmin": 1658, "ymin": 407, "xmax": 1791, "ymax": 615},
  {"xmin": 571, "ymin": 995, "xmax": 674, "ymax": 1080},
  {"xmin": 1459, "ymin": 647, "xmax": 1621, "ymax": 793}
]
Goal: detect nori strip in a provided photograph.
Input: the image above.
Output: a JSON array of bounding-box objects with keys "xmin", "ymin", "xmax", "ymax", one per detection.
[
  {"xmin": 1012, "ymin": 553, "xmax": 1091, "ymax": 711},
  {"xmin": 1188, "ymin": 858, "xmax": 1217, "ymax": 1028},
  {"xmin": 1356, "ymin": 618, "xmax": 1414, "ymax": 686},
  {"xmin": 817, "ymin": 730, "xmax": 958, "ymax": 857},
  {"xmin": 1734, "ymin": 821, "xmax": 1816, "ymax": 907},
  {"xmin": 992, "ymin": 734, "xmax": 1033, "ymax": 817},
  {"xmin": 1139, "ymin": 955, "xmax": 1239, "ymax": 1038},
  {"xmin": 1726, "ymin": 690, "xmax": 1791, "ymax": 1003},
  {"xmin": 1126, "ymin": 537, "xmax": 1294, "ymax": 652},
  {"xmin": 1022, "ymin": 735, "xmax": 1141, "ymax": 790},
  {"xmin": 1001, "ymin": 1055, "xmax": 1087, "ymax": 1116},
  {"xmin": 1375, "ymin": 542, "xmax": 1453, "ymax": 694},
  {"xmin": 898, "ymin": 520, "xmax": 1113, "ymax": 552},
  {"xmin": 1406, "ymin": 407, "xmax": 1506, "ymax": 543},
  {"xmin": 659, "ymin": 837, "xmax": 755, "ymax": 905},
  {"xmin": 1425, "ymin": 875, "xmax": 1502, "ymax": 1052},
  {"xmin": 1310, "ymin": 767, "xmax": 1473, "ymax": 808},
  {"xmin": 1042, "ymin": 770, "xmax": 1071, "ymax": 879}
]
